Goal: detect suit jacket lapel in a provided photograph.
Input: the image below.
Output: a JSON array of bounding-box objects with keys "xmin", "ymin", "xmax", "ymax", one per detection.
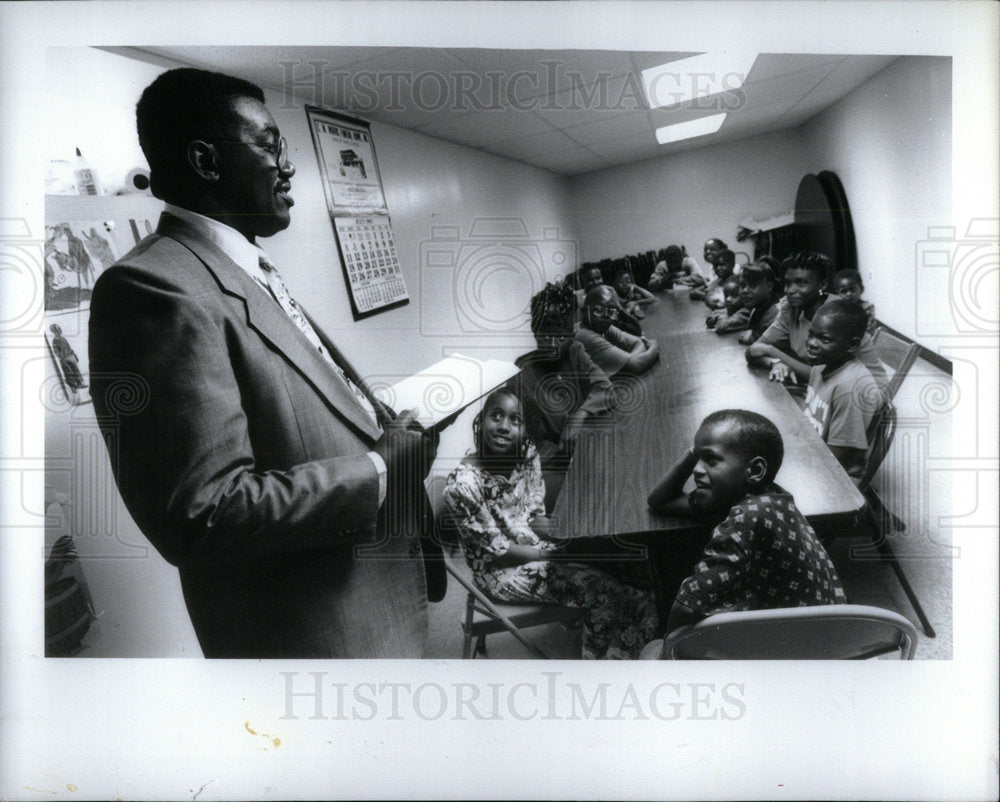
[
  {"xmin": 157, "ymin": 215, "xmax": 383, "ymax": 442},
  {"xmin": 303, "ymin": 309, "xmax": 397, "ymax": 424}
]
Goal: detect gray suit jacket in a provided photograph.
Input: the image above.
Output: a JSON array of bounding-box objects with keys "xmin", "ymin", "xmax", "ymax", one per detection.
[{"xmin": 89, "ymin": 213, "xmax": 431, "ymax": 657}]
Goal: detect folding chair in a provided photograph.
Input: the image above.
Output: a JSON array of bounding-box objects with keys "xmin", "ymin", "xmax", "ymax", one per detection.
[
  {"xmin": 436, "ymin": 512, "xmax": 582, "ymax": 659},
  {"xmin": 821, "ymin": 403, "xmax": 936, "ymax": 638},
  {"xmin": 639, "ymin": 604, "xmax": 918, "ymax": 660},
  {"xmin": 871, "ymin": 326, "xmax": 919, "ymax": 402}
]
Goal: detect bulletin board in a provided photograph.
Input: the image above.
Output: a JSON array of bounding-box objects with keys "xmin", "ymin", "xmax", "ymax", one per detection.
[{"xmin": 306, "ymin": 106, "xmax": 409, "ymax": 320}]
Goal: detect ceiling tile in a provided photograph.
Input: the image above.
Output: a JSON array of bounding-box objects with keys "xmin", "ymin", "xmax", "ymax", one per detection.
[
  {"xmin": 532, "ymin": 146, "xmax": 612, "ymax": 175},
  {"xmin": 560, "ymin": 110, "xmax": 656, "ymax": 145},
  {"xmin": 414, "ymin": 108, "xmax": 555, "ymax": 148},
  {"xmin": 744, "ymin": 53, "xmax": 848, "ymax": 85},
  {"xmin": 447, "ymin": 48, "xmax": 640, "ymax": 102},
  {"xmin": 589, "ymin": 138, "xmax": 663, "ymax": 165},
  {"xmin": 148, "ymin": 46, "xmax": 400, "ymax": 93},
  {"xmin": 627, "ymin": 51, "xmax": 705, "ymax": 74},
  {"xmin": 532, "ymin": 73, "xmax": 649, "ymax": 129},
  {"xmin": 139, "ymin": 47, "xmax": 901, "ymax": 177},
  {"xmin": 486, "ymin": 128, "xmax": 585, "ymax": 160}
]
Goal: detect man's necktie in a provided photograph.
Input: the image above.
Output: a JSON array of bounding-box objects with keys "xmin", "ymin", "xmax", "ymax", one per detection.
[{"xmin": 257, "ymin": 252, "xmax": 380, "ymax": 428}]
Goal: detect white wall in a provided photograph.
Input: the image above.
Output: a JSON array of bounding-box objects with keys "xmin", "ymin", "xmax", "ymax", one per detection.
[
  {"xmin": 44, "ymin": 47, "xmax": 576, "ymax": 656},
  {"xmin": 567, "ymin": 57, "xmax": 952, "ymax": 346},
  {"xmin": 800, "ymin": 56, "xmax": 951, "ymax": 343},
  {"xmin": 568, "ymin": 127, "xmax": 810, "ymax": 264}
]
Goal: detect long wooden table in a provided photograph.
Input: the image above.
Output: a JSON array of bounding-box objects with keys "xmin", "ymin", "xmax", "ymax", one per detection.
[{"xmin": 553, "ymin": 289, "xmax": 866, "ymax": 540}]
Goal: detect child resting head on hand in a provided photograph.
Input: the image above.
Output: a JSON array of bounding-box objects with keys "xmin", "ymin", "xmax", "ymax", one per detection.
[{"xmin": 646, "ymin": 409, "xmax": 846, "ymax": 635}]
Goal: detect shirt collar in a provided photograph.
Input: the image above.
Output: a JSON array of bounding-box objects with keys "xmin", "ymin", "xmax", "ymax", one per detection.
[{"xmin": 163, "ymin": 203, "xmax": 263, "ymax": 279}]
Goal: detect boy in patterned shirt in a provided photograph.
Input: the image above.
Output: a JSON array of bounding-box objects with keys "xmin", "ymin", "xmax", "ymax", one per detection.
[{"xmin": 647, "ymin": 409, "xmax": 846, "ymax": 634}]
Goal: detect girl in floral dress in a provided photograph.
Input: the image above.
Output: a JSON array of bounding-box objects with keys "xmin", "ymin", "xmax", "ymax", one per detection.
[{"xmin": 443, "ymin": 387, "xmax": 658, "ymax": 659}]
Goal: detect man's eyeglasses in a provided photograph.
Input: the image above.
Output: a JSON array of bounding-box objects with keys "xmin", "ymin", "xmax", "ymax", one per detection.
[
  {"xmin": 216, "ymin": 136, "xmax": 290, "ymax": 169},
  {"xmin": 589, "ymin": 305, "xmax": 619, "ymax": 320}
]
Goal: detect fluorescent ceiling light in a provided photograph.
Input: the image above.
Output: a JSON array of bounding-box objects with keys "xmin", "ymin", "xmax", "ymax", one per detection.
[
  {"xmin": 642, "ymin": 51, "xmax": 758, "ymax": 109},
  {"xmin": 655, "ymin": 113, "xmax": 727, "ymax": 145}
]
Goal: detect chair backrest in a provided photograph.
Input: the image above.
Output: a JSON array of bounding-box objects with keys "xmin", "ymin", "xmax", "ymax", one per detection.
[
  {"xmin": 661, "ymin": 604, "xmax": 918, "ymax": 659},
  {"xmin": 872, "ymin": 327, "xmax": 919, "ymax": 401},
  {"xmin": 859, "ymin": 401, "xmax": 897, "ymax": 492}
]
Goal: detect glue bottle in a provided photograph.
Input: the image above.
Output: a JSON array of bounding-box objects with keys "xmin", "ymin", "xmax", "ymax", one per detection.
[{"xmin": 73, "ymin": 148, "xmax": 102, "ymax": 196}]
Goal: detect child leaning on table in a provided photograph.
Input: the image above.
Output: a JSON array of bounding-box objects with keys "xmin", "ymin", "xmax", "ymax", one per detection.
[
  {"xmin": 613, "ymin": 268, "xmax": 657, "ymax": 318},
  {"xmin": 802, "ymin": 297, "xmax": 883, "ymax": 482},
  {"xmin": 646, "ymin": 409, "xmax": 846, "ymax": 634},
  {"xmin": 690, "ymin": 248, "xmax": 737, "ymax": 309},
  {"xmin": 735, "ymin": 259, "xmax": 781, "ymax": 344},
  {"xmin": 705, "ymin": 276, "xmax": 745, "ymax": 330}
]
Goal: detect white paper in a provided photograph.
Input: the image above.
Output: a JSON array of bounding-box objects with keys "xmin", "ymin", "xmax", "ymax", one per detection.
[{"xmin": 377, "ymin": 353, "xmax": 519, "ymax": 427}]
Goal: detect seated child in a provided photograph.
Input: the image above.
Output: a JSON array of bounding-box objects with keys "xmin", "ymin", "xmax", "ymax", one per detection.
[
  {"xmin": 735, "ymin": 260, "xmax": 781, "ymax": 343},
  {"xmin": 832, "ymin": 268, "xmax": 877, "ymax": 335},
  {"xmin": 578, "ymin": 285, "xmax": 660, "ymax": 376},
  {"xmin": 705, "ymin": 276, "xmax": 745, "ymax": 330},
  {"xmin": 647, "ymin": 245, "xmax": 707, "ymax": 291},
  {"xmin": 443, "ymin": 388, "xmax": 658, "ymax": 659},
  {"xmin": 802, "ymin": 297, "xmax": 882, "ymax": 482},
  {"xmin": 690, "ymin": 248, "xmax": 736, "ymax": 308},
  {"xmin": 515, "ymin": 282, "xmax": 614, "ymax": 460},
  {"xmin": 646, "ymin": 409, "xmax": 846, "ymax": 635},
  {"xmin": 613, "ymin": 268, "xmax": 657, "ymax": 319},
  {"xmin": 745, "ymin": 250, "xmax": 886, "ymax": 388},
  {"xmin": 702, "ymin": 237, "xmax": 728, "ymax": 270},
  {"xmin": 575, "ymin": 264, "xmax": 606, "ymax": 307}
]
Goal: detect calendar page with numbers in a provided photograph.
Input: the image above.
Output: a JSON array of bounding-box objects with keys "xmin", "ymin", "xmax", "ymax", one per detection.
[{"xmin": 333, "ymin": 215, "xmax": 409, "ymax": 318}]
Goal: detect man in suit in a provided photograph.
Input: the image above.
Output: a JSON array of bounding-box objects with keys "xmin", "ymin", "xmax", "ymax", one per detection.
[{"xmin": 89, "ymin": 68, "xmax": 442, "ymax": 658}]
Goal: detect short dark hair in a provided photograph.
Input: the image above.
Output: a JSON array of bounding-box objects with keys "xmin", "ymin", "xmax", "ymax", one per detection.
[
  {"xmin": 530, "ymin": 282, "xmax": 576, "ymax": 333},
  {"xmin": 815, "ymin": 296, "xmax": 869, "ymax": 342},
  {"xmin": 740, "ymin": 261, "xmax": 777, "ymax": 289},
  {"xmin": 706, "ymin": 238, "xmax": 728, "ymax": 251},
  {"xmin": 701, "ymin": 409, "xmax": 784, "ymax": 484},
  {"xmin": 781, "ymin": 251, "xmax": 835, "ymax": 283},
  {"xmin": 833, "ymin": 269, "xmax": 865, "ymax": 291},
  {"xmin": 717, "ymin": 249, "xmax": 736, "ymax": 267},
  {"xmin": 584, "ymin": 284, "xmax": 622, "ymax": 308},
  {"xmin": 136, "ymin": 68, "xmax": 266, "ymax": 198}
]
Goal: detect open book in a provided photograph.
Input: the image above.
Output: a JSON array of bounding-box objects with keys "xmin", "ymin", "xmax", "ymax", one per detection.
[{"xmin": 374, "ymin": 353, "xmax": 520, "ymax": 429}]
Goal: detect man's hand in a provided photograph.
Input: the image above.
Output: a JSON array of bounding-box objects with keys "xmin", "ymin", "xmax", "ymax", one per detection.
[
  {"xmin": 374, "ymin": 408, "xmax": 439, "ymax": 484},
  {"xmin": 769, "ymin": 362, "xmax": 795, "ymax": 384},
  {"xmin": 737, "ymin": 330, "xmax": 753, "ymax": 345}
]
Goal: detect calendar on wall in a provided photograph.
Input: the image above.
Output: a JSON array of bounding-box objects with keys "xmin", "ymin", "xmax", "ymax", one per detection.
[
  {"xmin": 333, "ymin": 216, "xmax": 408, "ymax": 316},
  {"xmin": 306, "ymin": 106, "xmax": 409, "ymax": 320}
]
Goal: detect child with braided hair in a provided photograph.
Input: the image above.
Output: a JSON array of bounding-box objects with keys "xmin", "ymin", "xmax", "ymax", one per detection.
[
  {"xmin": 443, "ymin": 388, "xmax": 658, "ymax": 658},
  {"xmin": 515, "ymin": 281, "xmax": 614, "ymax": 458}
]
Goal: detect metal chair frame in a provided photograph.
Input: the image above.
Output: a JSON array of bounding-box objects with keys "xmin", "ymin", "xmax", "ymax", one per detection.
[
  {"xmin": 822, "ymin": 402, "xmax": 936, "ymax": 638},
  {"xmin": 641, "ymin": 604, "xmax": 918, "ymax": 660}
]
